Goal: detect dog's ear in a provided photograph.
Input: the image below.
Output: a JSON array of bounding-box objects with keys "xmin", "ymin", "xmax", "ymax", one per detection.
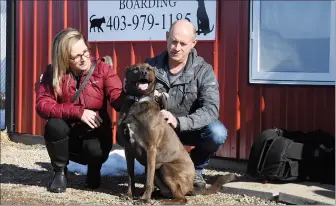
[
  {"xmin": 125, "ymin": 66, "xmax": 133, "ymax": 76},
  {"xmin": 123, "ymin": 67, "xmax": 132, "ymax": 93},
  {"xmin": 150, "ymin": 66, "xmax": 156, "ymax": 75},
  {"xmin": 146, "ymin": 65, "xmax": 156, "ymax": 78},
  {"xmin": 125, "ymin": 66, "xmax": 132, "ymax": 72}
]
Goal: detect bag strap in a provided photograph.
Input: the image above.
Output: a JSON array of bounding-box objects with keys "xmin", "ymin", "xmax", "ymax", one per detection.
[{"xmin": 71, "ymin": 60, "xmax": 97, "ymax": 103}]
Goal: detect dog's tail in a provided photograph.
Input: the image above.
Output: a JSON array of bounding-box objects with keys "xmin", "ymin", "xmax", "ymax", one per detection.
[{"xmin": 192, "ymin": 173, "xmax": 237, "ymax": 196}]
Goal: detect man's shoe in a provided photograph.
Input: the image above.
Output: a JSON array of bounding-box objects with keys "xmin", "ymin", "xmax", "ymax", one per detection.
[{"xmin": 194, "ymin": 170, "xmax": 206, "ymax": 190}]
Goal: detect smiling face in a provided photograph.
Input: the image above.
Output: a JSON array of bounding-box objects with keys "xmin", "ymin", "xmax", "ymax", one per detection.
[
  {"xmin": 68, "ymin": 39, "xmax": 91, "ymax": 74},
  {"xmin": 125, "ymin": 63, "xmax": 156, "ymax": 97}
]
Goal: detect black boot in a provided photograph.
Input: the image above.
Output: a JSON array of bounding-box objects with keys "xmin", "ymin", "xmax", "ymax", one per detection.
[
  {"xmin": 86, "ymin": 163, "xmax": 102, "ymax": 189},
  {"xmin": 45, "ymin": 137, "xmax": 69, "ymax": 193}
]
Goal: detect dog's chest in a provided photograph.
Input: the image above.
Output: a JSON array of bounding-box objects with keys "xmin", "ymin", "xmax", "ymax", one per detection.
[{"xmin": 126, "ymin": 123, "xmax": 147, "ymax": 150}]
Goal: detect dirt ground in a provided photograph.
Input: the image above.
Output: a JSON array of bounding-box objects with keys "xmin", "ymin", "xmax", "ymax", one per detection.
[{"xmin": 0, "ymin": 131, "xmax": 284, "ymax": 205}]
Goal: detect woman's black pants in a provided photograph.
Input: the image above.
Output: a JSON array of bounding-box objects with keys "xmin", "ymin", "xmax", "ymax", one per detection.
[{"xmin": 43, "ymin": 118, "xmax": 112, "ymax": 187}]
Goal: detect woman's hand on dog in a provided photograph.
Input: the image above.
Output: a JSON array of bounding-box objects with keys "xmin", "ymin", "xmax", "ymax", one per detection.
[
  {"xmin": 81, "ymin": 109, "xmax": 103, "ymax": 129},
  {"xmin": 160, "ymin": 109, "xmax": 178, "ymax": 128}
]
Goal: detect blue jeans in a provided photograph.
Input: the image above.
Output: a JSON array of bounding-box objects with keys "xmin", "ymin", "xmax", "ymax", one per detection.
[{"xmin": 176, "ymin": 120, "xmax": 228, "ymax": 171}]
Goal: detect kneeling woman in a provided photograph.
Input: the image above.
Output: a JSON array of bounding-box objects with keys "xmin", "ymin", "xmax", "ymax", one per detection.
[{"xmin": 36, "ymin": 28, "xmax": 125, "ymax": 192}]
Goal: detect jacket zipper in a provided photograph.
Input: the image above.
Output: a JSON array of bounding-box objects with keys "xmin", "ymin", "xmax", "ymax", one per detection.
[{"xmin": 156, "ymin": 75, "xmax": 170, "ymax": 89}]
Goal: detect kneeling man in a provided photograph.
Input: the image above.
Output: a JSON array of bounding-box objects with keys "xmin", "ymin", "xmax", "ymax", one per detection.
[{"xmin": 145, "ymin": 19, "xmax": 228, "ymax": 189}]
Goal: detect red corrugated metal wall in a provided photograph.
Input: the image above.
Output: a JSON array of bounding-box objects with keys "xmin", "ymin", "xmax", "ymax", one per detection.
[{"xmin": 15, "ymin": 0, "xmax": 335, "ymax": 160}]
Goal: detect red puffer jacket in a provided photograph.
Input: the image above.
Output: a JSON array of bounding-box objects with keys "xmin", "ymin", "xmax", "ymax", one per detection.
[{"xmin": 36, "ymin": 58, "xmax": 124, "ymax": 126}]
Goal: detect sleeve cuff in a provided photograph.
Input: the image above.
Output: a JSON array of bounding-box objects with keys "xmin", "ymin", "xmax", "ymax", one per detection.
[
  {"xmin": 73, "ymin": 106, "xmax": 85, "ymax": 120},
  {"xmin": 177, "ymin": 116, "xmax": 188, "ymax": 132}
]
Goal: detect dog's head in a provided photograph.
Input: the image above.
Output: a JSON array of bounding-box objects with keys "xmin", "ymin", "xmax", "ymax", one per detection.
[{"xmin": 124, "ymin": 63, "xmax": 156, "ymax": 97}]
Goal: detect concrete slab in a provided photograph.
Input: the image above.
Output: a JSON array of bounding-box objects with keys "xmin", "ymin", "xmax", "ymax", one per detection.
[
  {"xmin": 221, "ymin": 179, "xmax": 279, "ymax": 200},
  {"xmin": 278, "ymin": 192, "xmax": 334, "ymax": 205},
  {"xmin": 278, "ymin": 183, "xmax": 335, "ymax": 205},
  {"xmin": 221, "ymin": 179, "xmax": 335, "ymax": 205}
]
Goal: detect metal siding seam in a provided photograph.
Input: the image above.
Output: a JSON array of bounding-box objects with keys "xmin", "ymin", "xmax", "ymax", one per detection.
[
  {"xmin": 17, "ymin": 0, "xmax": 23, "ymax": 132},
  {"xmin": 149, "ymin": 42, "xmax": 154, "ymax": 57},
  {"xmin": 64, "ymin": 0, "xmax": 67, "ymax": 28},
  {"xmin": 112, "ymin": 44, "xmax": 117, "ymax": 144},
  {"xmin": 213, "ymin": 0, "xmax": 218, "ymax": 78},
  {"xmin": 32, "ymin": 0, "xmax": 37, "ymax": 134},
  {"xmin": 48, "ymin": 0, "xmax": 52, "ymax": 63},
  {"xmin": 130, "ymin": 43, "xmax": 135, "ymax": 65}
]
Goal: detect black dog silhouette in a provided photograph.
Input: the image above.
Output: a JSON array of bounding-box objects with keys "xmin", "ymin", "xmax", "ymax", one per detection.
[
  {"xmin": 196, "ymin": 0, "xmax": 214, "ymax": 36},
  {"xmin": 89, "ymin": 15, "xmax": 106, "ymax": 32}
]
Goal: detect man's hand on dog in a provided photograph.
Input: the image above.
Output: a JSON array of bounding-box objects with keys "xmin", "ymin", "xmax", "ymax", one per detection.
[
  {"xmin": 154, "ymin": 90, "xmax": 162, "ymax": 97},
  {"xmin": 123, "ymin": 79, "xmax": 176, "ymax": 128},
  {"xmin": 81, "ymin": 109, "xmax": 103, "ymax": 129},
  {"xmin": 160, "ymin": 109, "xmax": 178, "ymax": 128}
]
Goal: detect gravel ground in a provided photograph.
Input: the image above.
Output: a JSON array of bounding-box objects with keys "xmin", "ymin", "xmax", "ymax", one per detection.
[{"xmin": 1, "ymin": 132, "xmax": 285, "ymax": 205}]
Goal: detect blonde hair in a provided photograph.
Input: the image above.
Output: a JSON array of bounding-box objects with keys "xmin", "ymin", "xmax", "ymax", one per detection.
[{"xmin": 51, "ymin": 27, "xmax": 89, "ymax": 95}]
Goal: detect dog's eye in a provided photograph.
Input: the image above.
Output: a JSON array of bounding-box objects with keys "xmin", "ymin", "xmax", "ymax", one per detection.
[{"xmin": 132, "ymin": 69, "xmax": 138, "ymax": 73}]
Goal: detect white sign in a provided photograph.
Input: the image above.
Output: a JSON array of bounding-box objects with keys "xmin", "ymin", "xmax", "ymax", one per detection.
[{"xmin": 88, "ymin": 0, "xmax": 217, "ymax": 41}]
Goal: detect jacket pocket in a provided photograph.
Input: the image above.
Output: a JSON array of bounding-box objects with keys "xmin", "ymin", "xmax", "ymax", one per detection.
[{"xmin": 180, "ymin": 83, "xmax": 198, "ymax": 110}]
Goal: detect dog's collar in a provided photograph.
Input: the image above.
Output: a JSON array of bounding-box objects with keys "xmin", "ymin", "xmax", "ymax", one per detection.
[{"xmin": 127, "ymin": 95, "xmax": 153, "ymax": 102}]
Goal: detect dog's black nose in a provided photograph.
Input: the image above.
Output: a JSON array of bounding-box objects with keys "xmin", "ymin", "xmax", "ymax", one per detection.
[{"xmin": 140, "ymin": 70, "xmax": 147, "ymax": 75}]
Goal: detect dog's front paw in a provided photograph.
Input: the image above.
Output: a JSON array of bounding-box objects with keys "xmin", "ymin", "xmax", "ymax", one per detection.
[
  {"xmin": 139, "ymin": 193, "xmax": 151, "ymax": 203},
  {"xmin": 119, "ymin": 193, "xmax": 133, "ymax": 201},
  {"xmin": 133, "ymin": 199, "xmax": 153, "ymax": 205}
]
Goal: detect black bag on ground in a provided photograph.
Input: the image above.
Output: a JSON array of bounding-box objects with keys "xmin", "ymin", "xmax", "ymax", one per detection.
[
  {"xmin": 247, "ymin": 128, "xmax": 335, "ymax": 184},
  {"xmin": 294, "ymin": 129, "xmax": 335, "ymax": 185},
  {"xmin": 246, "ymin": 128, "xmax": 304, "ymax": 182}
]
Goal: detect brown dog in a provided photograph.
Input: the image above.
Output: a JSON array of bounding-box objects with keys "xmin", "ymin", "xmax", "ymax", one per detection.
[{"xmin": 117, "ymin": 63, "xmax": 236, "ymax": 204}]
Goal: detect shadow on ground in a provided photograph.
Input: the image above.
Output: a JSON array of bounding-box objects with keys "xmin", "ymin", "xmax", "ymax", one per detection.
[
  {"xmin": 0, "ymin": 162, "xmax": 148, "ymax": 197},
  {"xmin": 313, "ymin": 189, "xmax": 335, "ymax": 199},
  {"xmin": 0, "ymin": 162, "xmax": 241, "ymax": 196}
]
